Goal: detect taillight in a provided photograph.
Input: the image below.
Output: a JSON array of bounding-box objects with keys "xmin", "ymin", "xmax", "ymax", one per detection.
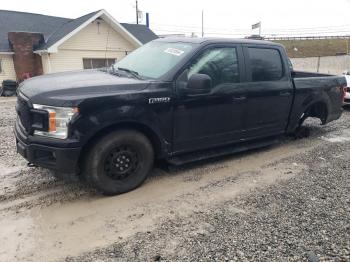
[{"xmin": 341, "ymin": 85, "xmax": 347, "ymax": 103}]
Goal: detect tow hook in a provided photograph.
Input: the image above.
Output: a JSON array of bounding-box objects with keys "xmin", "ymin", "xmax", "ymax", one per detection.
[{"xmin": 27, "ymin": 162, "xmax": 36, "ymax": 167}]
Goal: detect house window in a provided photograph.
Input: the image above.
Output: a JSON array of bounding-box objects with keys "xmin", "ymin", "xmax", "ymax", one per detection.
[
  {"xmin": 0, "ymin": 59, "xmax": 2, "ymax": 73},
  {"xmin": 83, "ymin": 58, "xmax": 116, "ymax": 69}
]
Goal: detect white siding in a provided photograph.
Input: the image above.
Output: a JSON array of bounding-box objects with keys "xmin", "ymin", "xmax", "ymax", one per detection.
[
  {"xmin": 43, "ymin": 20, "xmax": 138, "ymax": 74},
  {"xmin": 44, "ymin": 50, "xmax": 126, "ymax": 73},
  {"xmin": 0, "ymin": 55, "xmax": 16, "ymax": 82},
  {"xmin": 41, "ymin": 53, "xmax": 51, "ymax": 74}
]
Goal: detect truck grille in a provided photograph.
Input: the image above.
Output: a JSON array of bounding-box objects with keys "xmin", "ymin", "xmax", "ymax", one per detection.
[{"xmin": 16, "ymin": 94, "xmax": 32, "ymax": 133}]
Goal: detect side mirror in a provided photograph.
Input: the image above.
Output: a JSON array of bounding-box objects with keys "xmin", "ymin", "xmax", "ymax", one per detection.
[{"xmin": 185, "ymin": 73, "xmax": 212, "ymax": 95}]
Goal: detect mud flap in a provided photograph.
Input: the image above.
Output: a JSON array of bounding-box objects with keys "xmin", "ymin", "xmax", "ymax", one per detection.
[{"xmin": 292, "ymin": 126, "xmax": 310, "ymax": 139}]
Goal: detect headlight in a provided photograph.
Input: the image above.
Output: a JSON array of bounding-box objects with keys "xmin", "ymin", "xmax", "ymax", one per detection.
[{"xmin": 33, "ymin": 104, "xmax": 79, "ymax": 139}]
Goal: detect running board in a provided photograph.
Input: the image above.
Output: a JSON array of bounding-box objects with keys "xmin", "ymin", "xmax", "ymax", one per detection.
[{"xmin": 167, "ymin": 137, "xmax": 280, "ymax": 166}]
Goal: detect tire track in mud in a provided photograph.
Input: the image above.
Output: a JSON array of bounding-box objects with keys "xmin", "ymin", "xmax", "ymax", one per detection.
[
  {"xmin": 0, "ymin": 163, "xmax": 101, "ymax": 213},
  {"xmin": 0, "ymin": 99, "xmax": 94, "ymax": 211}
]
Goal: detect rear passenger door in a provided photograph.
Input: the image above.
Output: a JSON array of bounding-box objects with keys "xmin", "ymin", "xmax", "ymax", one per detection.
[{"xmin": 242, "ymin": 45, "xmax": 294, "ymax": 138}]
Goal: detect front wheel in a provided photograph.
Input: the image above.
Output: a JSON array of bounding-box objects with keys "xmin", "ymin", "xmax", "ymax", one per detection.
[{"xmin": 83, "ymin": 129, "xmax": 154, "ymax": 195}]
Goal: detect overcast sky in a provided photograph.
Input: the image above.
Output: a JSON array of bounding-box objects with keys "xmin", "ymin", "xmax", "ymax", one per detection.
[{"xmin": 2, "ymin": 0, "xmax": 350, "ymax": 37}]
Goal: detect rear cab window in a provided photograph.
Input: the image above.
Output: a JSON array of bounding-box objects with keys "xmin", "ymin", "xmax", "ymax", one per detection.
[{"xmin": 246, "ymin": 47, "xmax": 284, "ymax": 82}]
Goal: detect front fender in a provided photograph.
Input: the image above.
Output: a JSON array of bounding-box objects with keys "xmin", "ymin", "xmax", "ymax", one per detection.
[{"xmin": 71, "ymin": 103, "xmax": 172, "ymax": 157}]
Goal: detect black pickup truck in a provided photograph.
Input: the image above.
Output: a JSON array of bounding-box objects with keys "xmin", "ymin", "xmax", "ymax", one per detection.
[{"xmin": 15, "ymin": 38, "xmax": 347, "ymax": 195}]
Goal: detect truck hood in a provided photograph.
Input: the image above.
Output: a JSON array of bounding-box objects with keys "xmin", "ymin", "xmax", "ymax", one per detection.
[{"xmin": 19, "ymin": 70, "xmax": 151, "ymax": 106}]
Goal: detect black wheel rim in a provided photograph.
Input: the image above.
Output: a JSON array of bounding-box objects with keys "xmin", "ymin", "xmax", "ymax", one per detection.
[{"xmin": 104, "ymin": 145, "xmax": 139, "ymax": 180}]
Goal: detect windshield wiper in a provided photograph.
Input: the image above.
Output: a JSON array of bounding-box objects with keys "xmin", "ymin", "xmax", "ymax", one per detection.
[{"xmin": 117, "ymin": 67, "xmax": 142, "ymax": 79}]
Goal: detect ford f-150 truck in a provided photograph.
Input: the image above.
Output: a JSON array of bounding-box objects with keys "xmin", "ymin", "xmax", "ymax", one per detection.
[{"xmin": 15, "ymin": 38, "xmax": 347, "ymax": 195}]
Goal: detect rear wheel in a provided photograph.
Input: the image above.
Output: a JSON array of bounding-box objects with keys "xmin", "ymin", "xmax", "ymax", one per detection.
[{"xmin": 84, "ymin": 130, "xmax": 154, "ymax": 195}]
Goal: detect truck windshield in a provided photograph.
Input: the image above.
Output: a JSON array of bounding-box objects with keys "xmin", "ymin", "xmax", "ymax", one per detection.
[{"xmin": 113, "ymin": 41, "xmax": 196, "ymax": 79}]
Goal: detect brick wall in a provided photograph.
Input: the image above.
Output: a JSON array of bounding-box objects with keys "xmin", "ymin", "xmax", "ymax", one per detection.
[{"xmin": 8, "ymin": 32, "xmax": 44, "ymax": 82}]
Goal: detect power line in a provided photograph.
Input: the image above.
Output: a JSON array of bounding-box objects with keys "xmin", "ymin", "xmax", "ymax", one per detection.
[
  {"xmin": 155, "ymin": 29, "xmax": 350, "ymax": 35},
  {"xmin": 152, "ymin": 22, "xmax": 350, "ymax": 33},
  {"xmin": 266, "ymin": 24, "xmax": 350, "ymax": 32},
  {"xmin": 155, "ymin": 29, "xmax": 350, "ymax": 38},
  {"xmin": 153, "ymin": 25, "xmax": 350, "ymax": 36}
]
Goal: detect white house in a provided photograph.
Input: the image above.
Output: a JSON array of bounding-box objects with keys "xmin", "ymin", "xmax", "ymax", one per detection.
[{"xmin": 0, "ymin": 9, "xmax": 157, "ymax": 83}]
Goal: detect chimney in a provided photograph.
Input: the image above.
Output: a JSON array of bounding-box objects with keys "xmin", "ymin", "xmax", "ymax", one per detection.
[
  {"xmin": 146, "ymin": 13, "xmax": 150, "ymax": 28},
  {"xmin": 8, "ymin": 32, "xmax": 44, "ymax": 82}
]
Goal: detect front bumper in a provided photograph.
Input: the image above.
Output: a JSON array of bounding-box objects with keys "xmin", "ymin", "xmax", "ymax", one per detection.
[{"xmin": 15, "ymin": 121, "xmax": 81, "ymax": 173}]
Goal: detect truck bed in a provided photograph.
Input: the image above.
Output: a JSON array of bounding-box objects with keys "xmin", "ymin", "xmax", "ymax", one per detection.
[
  {"xmin": 287, "ymin": 71, "xmax": 346, "ymax": 133},
  {"xmin": 292, "ymin": 70, "xmax": 332, "ymax": 78},
  {"xmin": 292, "ymin": 71, "xmax": 346, "ymax": 91}
]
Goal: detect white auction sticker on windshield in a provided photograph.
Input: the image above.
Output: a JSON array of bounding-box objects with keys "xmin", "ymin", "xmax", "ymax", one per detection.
[{"xmin": 164, "ymin": 47, "xmax": 185, "ymax": 56}]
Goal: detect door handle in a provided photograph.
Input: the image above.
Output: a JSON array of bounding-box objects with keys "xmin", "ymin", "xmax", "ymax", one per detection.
[
  {"xmin": 232, "ymin": 96, "xmax": 247, "ymax": 101},
  {"xmin": 279, "ymin": 91, "xmax": 291, "ymax": 97}
]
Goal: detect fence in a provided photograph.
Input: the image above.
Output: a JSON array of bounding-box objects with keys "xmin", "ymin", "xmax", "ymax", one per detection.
[
  {"xmin": 291, "ymin": 55, "xmax": 350, "ymax": 75},
  {"xmin": 265, "ymin": 35, "xmax": 350, "ymax": 41}
]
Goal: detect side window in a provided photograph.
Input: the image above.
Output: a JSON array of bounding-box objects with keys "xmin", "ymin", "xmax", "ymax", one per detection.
[
  {"xmin": 248, "ymin": 48, "xmax": 283, "ymax": 81},
  {"xmin": 83, "ymin": 58, "xmax": 116, "ymax": 69},
  {"xmin": 188, "ymin": 47, "xmax": 239, "ymax": 88}
]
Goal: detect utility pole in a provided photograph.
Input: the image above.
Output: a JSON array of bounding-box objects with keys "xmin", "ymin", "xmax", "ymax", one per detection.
[
  {"xmin": 201, "ymin": 10, "xmax": 204, "ymax": 37},
  {"xmin": 136, "ymin": 0, "xmax": 139, "ymax": 24}
]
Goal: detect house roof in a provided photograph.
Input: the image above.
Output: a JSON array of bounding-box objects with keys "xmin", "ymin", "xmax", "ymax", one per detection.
[
  {"xmin": 0, "ymin": 9, "xmax": 158, "ymax": 53},
  {"xmin": 0, "ymin": 10, "xmax": 70, "ymax": 52},
  {"xmin": 38, "ymin": 10, "xmax": 101, "ymax": 50},
  {"xmin": 120, "ymin": 23, "xmax": 159, "ymax": 45}
]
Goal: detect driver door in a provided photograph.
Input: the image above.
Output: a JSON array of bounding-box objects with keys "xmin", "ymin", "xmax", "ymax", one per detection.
[{"xmin": 173, "ymin": 44, "xmax": 247, "ymax": 153}]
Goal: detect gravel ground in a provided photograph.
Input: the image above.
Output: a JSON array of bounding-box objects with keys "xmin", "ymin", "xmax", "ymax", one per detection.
[
  {"xmin": 70, "ymin": 141, "xmax": 350, "ymax": 262},
  {"xmin": 62, "ymin": 140, "xmax": 350, "ymax": 261},
  {"xmin": 0, "ymin": 98, "xmax": 20, "ymax": 162},
  {"xmin": 66, "ymin": 109, "xmax": 349, "ymax": 261},
  {"xmin": 0, "ymin": 97, "xmax": 349, "ymax": 262}
]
